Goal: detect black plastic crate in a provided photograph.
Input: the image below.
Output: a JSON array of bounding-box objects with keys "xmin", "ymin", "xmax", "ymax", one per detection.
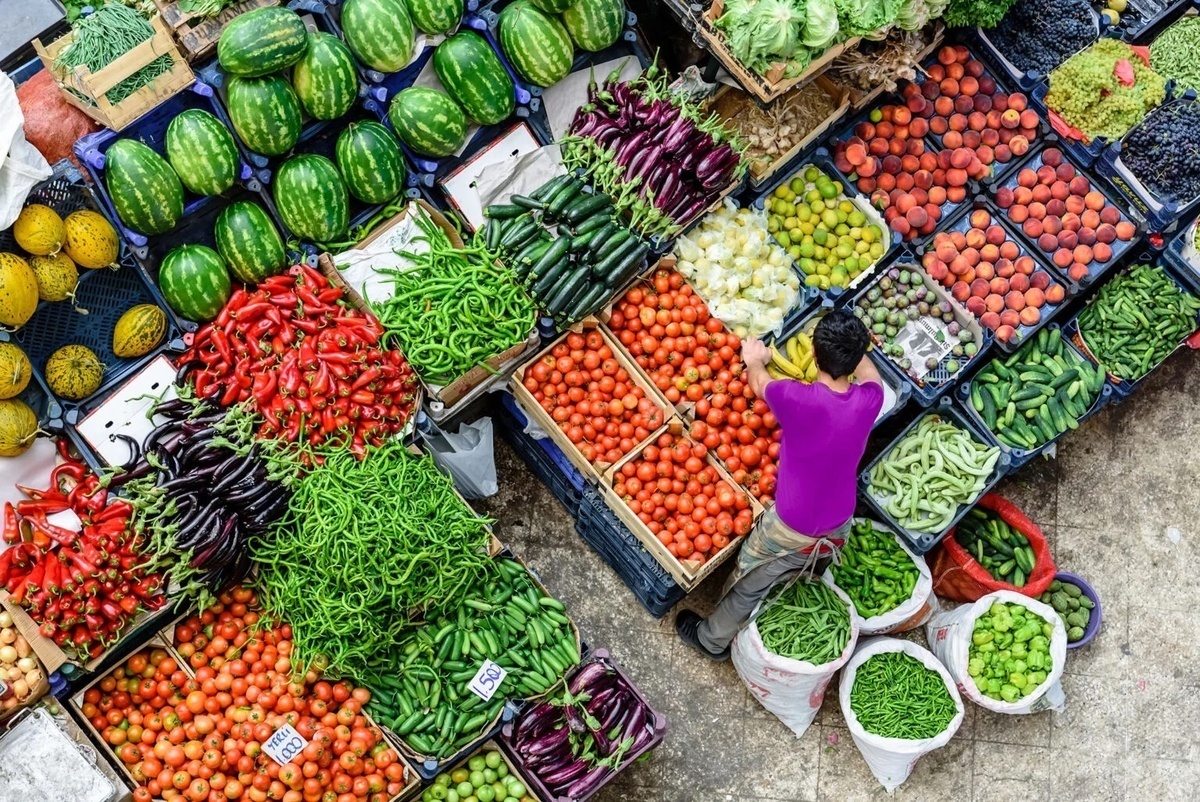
[
  {"xmin": 984, "ymin": 136, "xmax": 1142, "ymax": 289},
  {"xmin": 74, "ymin": 81, "xmax": 260, "ymax": 259},
  {"xmin": 1163, "ymin": 216, "xmax": 1200, "ymax": 286},
  {"xmin": 496, "ymin": 391, "xmax": 589, "ymax": 517},
  {"xmin": 1106, "ymin": 0, "xmax": 1193, "ymax": 41},
  {"xmin": 858, "ymin": 397, "xmax": 1011, "ymax": 554},
  {"xmin": 969, "ymin": 6, "xmax": 1101, "ymax": 91},
  {"xmin": 574, "ymin": 488, "xmax": 686, "ymax": 618},
  {"xmin": 1030, "ymin": 80, "xmax": 1108, "ymax": 168}
]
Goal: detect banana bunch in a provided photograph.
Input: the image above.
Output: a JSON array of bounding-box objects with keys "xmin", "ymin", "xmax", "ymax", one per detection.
[{"xmin": 768, "ymin": 332, "xmax": 819, "ymax": 382}]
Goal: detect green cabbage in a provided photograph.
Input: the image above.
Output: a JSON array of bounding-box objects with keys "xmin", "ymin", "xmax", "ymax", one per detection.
[
  {"xmin": 803, "ymin": 0, "xmax": 840, "ymax": 48},
  {"xmin": 715, "ymin": 0, "xmax": 807, "ymax": 75},
  {"xmin": 834, "ymin": 0, "xmax": 905, "ymax": 37}
]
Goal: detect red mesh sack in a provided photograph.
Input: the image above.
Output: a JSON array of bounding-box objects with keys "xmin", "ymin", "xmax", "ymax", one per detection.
[
  {"xmin": 15, "ymin": 69, "xmax": 100, "ymax": 168},
  {"xmin": 930, "ymin": 493, "xmax": 1056, "ymax": 603}
]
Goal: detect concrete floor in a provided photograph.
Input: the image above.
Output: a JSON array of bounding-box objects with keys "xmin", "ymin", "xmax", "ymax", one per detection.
[{"xmin": 474, "ymin": 345, "xmax": 1200, "ymax": 802}]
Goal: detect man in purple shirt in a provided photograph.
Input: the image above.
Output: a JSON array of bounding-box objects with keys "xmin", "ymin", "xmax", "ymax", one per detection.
[{"xmin": 676, "ymin": 309, "xmax": 883, "ymax": 660}]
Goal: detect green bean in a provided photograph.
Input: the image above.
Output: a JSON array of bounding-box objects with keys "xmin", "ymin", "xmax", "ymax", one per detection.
[
  {"xmin": 55, "ymin": 5, "xmax": 173, "ymax": 106},
  {"xmin": 1150, "ymin": 17, "xmax": 1200, "ymax": 95},
  {"xmin": 756, "ymin": 579, "xmax": 851, "ymax": 665},
  {"xmin": 849, "ymin": 652, "xmax": 957, "ymax": 740},
  {"xmin": 830, "ymin": 521, "xmax": 920, "ymax": 619}
]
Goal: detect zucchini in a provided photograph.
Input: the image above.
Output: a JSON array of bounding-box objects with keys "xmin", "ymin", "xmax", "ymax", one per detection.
[
  {"xmin": 513, "ymin": 240, "xmax": 552, "ymax": 282},
  {"xmin": 574, "ymin": 210, "xmax": 612, "ymax": 236},
  {"xmin": 564, "ymin": 281, "xmax": 608, "ymax": 322},
  {"xmin": 483, "ymin": 218, "xmax": 501, "ymax": 251},
  {"xmin": 500, "ymin": 216, "xmax": 538, "ymax": 249},
  {"xmin": 545, "ymin": 264, "xmax": 591, "ymax": 315},
  {"xmin": 603, "ymin": 242, "xmax": 650, "ymax": 289},
  {"xmin": 547, "ymin": 179, "xmax": 584, "ymax": 218},
  {"xmin": 531, "ymin": 174, "xmax": 570, "ymax": 201},
  {"xmin": 592, "ymin": 236, "xmax": 642, "ymax": 281},
  {"xmin": 594, "ymin": 229, "xmax": 633, "ymax": 262},
  {"xmin": 485, "ymin": 203, "xmax": 526, "ymax": 219},
  {"xmin": 587, "ymin": 221, "xmax": 620, "ymax": 253},
  {"xmin": 510, "ymin": 194, "xmax": 543, "ymax": 210},
  {"xmin": 564, "ymin": 192, "xmax": 610, "ymax": 223},
  {"xmin": 531, "ymin": 255, "xmax": 572, "ymax": 297},
  {"xmin": 528, "ymin": 236, "xmax": 571, "ymax": 282}
]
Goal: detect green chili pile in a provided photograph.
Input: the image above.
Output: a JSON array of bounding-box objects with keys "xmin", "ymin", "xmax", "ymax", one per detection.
[
  {"xmin": 756, "ymin": 579, "xmax": 851, "ymax": 664},
  {"xmin": 849, "ymin": 652, "xmax": 957, "ymax": 740},
  {"xmin": 55, "ymin": 4, "xmax": 174, "ymax": 106},
  {"xmin": 251, "ymin": 440, "xmax": 494, "ymax": 678},
  {"xmin": 370, "ymin": 211, "xmax": 537, "ymax": 386},
  {"xmin": 829, "ymin": 520, "xmax": 920, "ymax": 619}
]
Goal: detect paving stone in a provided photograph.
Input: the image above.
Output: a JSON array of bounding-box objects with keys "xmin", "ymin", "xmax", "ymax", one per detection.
[{"xmin": 972, "ymin": 741, "xmax": 1051, "ymax": 802}]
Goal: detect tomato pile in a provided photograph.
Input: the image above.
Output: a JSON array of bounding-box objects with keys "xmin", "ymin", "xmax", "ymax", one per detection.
[
  {"xmin": 521, "ymin": 329, "xmax": 665, "ymax": 465},
  {"xmin": 81, "ymin": 587, "xmax": 408, "ymax": 802},
  {"xmin": 612, "ymin": 431, "xmax": 755, "ymax": 565},
  {"xmin": 607, "ymin": 269, "xmax": 781, "ymax": 503}
]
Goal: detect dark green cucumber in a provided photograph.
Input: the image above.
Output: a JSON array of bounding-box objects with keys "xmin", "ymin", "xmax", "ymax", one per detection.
[
  {"xmin": 547, "ymin": 179, "xmax": 584, "ymax": 218},
  {"xmin": 485, "ymin": 204, "xmax": 525, "ymax": 219},
  {"xmin": 573, "ymin": 210, "xmax": 611, "ymax": 235},
  {"xmin": 592, "ymin": 235, "xmax": 641, "ymax": 279},
  {"xmin": 531, "ymin": 174, "xmax": 570, "ymax": 201},
  {"xmin": 545, "ymin": 264, "xmax": 590, "ymax": 315},
  {"xmin": 513, "ymin": 240, "xmax": 552, "ymax": 281},
  {"xmin": 528, "ymin": 236, "xmax": 571, "ymax": 282},
  {"xmin": 510, "ymin": 194, "xmax": 543, "ymax": 210},
  {"xmin": 604, "ymin": 242, "xmax": 650, "ymax": 288},
  {"xmin": 531, "ymin": 255, "xmax": 572, "ymax": 296},
  {"xmin": 564, "ymin": 281, "xmax": 608, "ymax": 321},
  {"xmin": 500, "ymin": 216, "xmax": 537, "ymax": 249},
  {"xmin": 595, "ymin": 228, "xmax": 632, "ymax": 260},
  {"xmin": 564, "ymin": 192, "xmax": 610, "ymax": 223}
]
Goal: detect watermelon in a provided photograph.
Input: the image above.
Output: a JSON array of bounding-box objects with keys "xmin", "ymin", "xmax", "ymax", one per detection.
[
  {"xmin": 104, "ymin": 139, "xmax": 184, "ymax": 236},
  {"xmin": 217, "ymin": 7, "xmax": 308, "ymax": 77},
  {"xmin": 215, "ymin": 201, "xmax": 287, "ymax": 284},
  {"xmin": 531, "ymin": 0, "xmax": 575, "ymax": 13},
  {"xmin": 273, "ymin": 155, "xmax": 350, "ymax": 243},
  {"xmin": 433, "ymin": 32, "xmax": 515, "ymax": 126},
  {"xmin": 408, "ymin": 0, "xmax": 463, "ymax": 35},
  {"xmin": 226, "ymin": 75, "xmax": 302, "ymax": 157},
  {"xmin": 293, "ymin": 32, "xmax": 358, "ymax": 121},
  {"xmin": 341, "ymin": 0, "xmax": 415, "ymax": 73},
  {"xmin": 498, "ymin": 0, "xmax": 573, "ymax": 88},
  {"xmin": 335, "ymin": 122, "xmax": 407, "ymax": 204},
  {"xmin": 561, "ymin": 0, "xmax": 624, "ymax": 52},
  {"xmin": 159, "ymin": 245, "xmax": 231, "ymax": 322},
  {"xmin": 387, "ymin": 87, "xmax": 467, "ymax": 158},
  {"xmin": 165, "ymin": 109, "xmax": 239, "ymax": 197}
]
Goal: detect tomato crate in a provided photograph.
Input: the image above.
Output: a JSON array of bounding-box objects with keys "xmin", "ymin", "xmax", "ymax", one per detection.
[
  {"xmin": 766, "ymin": 299, "xmax": 914, "ymax": 422},
  {"xmin": 574, "ymin": 486, "xmax": 685, "ymax": 616},
  {"xmin": 496, "ymin": 391, "xmax": 591, "ymax": 517},
  {"xmin": 858, "ymin": 397, "xmax": 1011, "ymax": 554},
  {"xmin": 983, "ymin": 137, "xmax": 1143, "ymax": 289},
  {"xmin": 954, "ymin": 324, "xmax": 1115, "ymax": 469},
  {"xmin": 499, "ymin": 649, "xmax": 668, "ymax": 802},
  {"xmin": 74, "ymin": 81, "xmax": 261, "ymax": 258}
]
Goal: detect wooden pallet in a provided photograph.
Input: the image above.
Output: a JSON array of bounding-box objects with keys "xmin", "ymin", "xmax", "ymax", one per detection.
[{"xmin": 152, "ymin": 0, "xmax": 280, "ymax": 63}]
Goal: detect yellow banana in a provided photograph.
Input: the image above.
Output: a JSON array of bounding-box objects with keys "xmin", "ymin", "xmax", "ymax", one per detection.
[
  {"xmin": 766, "ymin": 364, "xmax": 788, "ymax": 380},
  {"xmin": 770, "ymin": 346, "xmax": 804, "ymax": 379},
  {"xmin": 786, "ymin": 336, "xmax": 802, "ymax": 366}
]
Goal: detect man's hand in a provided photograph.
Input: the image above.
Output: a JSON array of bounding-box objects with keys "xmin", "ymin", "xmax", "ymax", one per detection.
[{"xmin": 741, "ymin": 337, "xmax": 770, "ymax": 368}]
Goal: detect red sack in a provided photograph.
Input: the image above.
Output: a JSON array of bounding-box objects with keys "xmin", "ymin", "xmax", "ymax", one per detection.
[
  {"xmin": 15, "ymin": 69, "xmax": 100, "ymax": 169},
  {"xmin": 930, "ymin": 493, "xmax": 1056, "ymax": 603}
]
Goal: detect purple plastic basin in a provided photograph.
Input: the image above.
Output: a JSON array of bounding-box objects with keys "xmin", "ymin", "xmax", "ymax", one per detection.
[{"xmin": 1056, "ymin": 571, "xmax": 1102, "ymax": 649}]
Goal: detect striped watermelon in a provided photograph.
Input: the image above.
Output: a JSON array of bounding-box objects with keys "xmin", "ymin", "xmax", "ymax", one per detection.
[
  {"xmin": 387, "ymin": 87, "xmax": 467, "ymax": 158},
  {"xmin": 498, "ymin": 0, "xmax": 573, "ymax": 88},
  {"xmin": 273, "ymin": 154, "xmax": 349, "ymax": 243},
  {"xmin": 561, "ymin": 0, "xmax": 624, "ymax": 51},
  {"xmin": 217, "ymin": 7, "xmax": 308, "ymax": 77},
  {"xmin": 531, "ymin": 0, "xmax": 575, "ymax": 12},
  {"xmin": 293, "ymin": 32, "xmax": 358, "ymax": 121},
  {"xmin": 215, "ymin": 201, "xmax": 287, "ymax": 284},
  {"xmin": 165, "ymin": 109, "xmax": 239, "ymax": 197},
  {"xmin": 105, "ymin": 139, "xmax": 184, "ymax": 236},
  {"xmin": 159, "ymin": 245, "xmax": 232, "ymax": 322},
  {"xmin": 341, "ymin": 0, "xmax": 415, "ymax": 73},
  {"xmin": 409, "ymin": 0, "xmax": 463, "ymax": 35},
  {"xmin": 226, "ymin": 75, "xmax": 302, "ymax": 157},
  {"xmin": 335, "ymin": 122, "xmax": 407, "ymax": 204},
  {"xmin": 433, "ymin": 32, "xmax": 515, "ymax": 126}
]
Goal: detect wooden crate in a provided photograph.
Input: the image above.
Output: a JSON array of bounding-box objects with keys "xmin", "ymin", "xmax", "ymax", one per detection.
[
  {"xmin": 840, "ymin": 24, "xmax": 946, "ymax": 111},
  {"xmin": 34, "ymin": 15, "xmax": 195, "ymax": 132},
  {"xmin": 696, "ymin": 0, "xmax": 860, "ymax": 104},
  {"xmin": 153, "ymin": 0, "xmax": 279, "ymax": 63},
  {"xmin": 507, "ymin": 321, "xmax": 674, "ymax": 488},
  {"xmin": 597, "ymin": 420, "xmax": 763, "ymax": 590}
]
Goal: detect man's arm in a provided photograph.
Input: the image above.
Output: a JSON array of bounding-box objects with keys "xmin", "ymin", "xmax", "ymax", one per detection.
[
  {"xmin": 741, "ymin": 337, "xmax": 776, "ymax": 399},
  {"xmin": 852, "ymin": 354, "xmax": 882, "ymax": 386}
]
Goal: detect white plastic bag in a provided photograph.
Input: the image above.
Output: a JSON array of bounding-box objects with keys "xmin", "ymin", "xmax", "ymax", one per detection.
[
  {"xmin": 731, "ymin": 576, "xmax": 860, "ymax": 738},
  {"xmin": 0, "ymin": 70, "xmax": 53, "ymax": 229},
  {"xmin": 420, "ymin": 417, "xmax": 497, "ymax": 499},
  {"xmin": 925, "ymin": 590, "xmax": 1067, "ymax": 715},
  {"xmin": 823, "ymin": 518, "xmax": 936, "ymax": 635},
  {"xmin": 839, "ymin": 637, "xmax": 965, "ymax": 791}
]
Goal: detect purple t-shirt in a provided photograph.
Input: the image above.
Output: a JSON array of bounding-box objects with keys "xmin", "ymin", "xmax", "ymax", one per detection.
[{"xmin": 763, "ymin": 379, "xmax": 883, "ymax": 536}]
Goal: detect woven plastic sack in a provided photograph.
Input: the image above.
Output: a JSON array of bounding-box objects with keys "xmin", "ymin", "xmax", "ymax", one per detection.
[
  {"xmin": 926, "ymin": 590, "xmax": 1067, "ymax": 715},
  {"xmin": 839, "ymin": 637, "xmax": 965, "ymax": 791},
  {"xmin": 823, "ymin": 517, "xmax": 936, "ymax": 635},
  {"xmin": 731, "ymin": 576, "xmax": 860, "ymax": 738},
  {"xmin": 930, "ymin": 493, "xmax": 1056, "ymax": 602},
  {"xmin": 14, "ymin": 69, "xmax": 99, "ymax": 169}
]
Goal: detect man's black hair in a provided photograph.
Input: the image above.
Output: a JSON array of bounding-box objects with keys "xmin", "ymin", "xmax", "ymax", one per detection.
[{"xmin": 812, "ymin": 309, "xmax": 870, "ymax": 379}]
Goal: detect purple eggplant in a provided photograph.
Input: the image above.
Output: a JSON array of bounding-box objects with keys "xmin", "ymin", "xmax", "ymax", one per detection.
[
  {"xmin": 523, "ymin": 724, "xmax": 570, "ymax": 757},
  {"xmin": 514, "ymin": 703, "xmax": 558, "ymax": 744},
  {"xmin": 564, "ymin": 703, "xmax": 589, "ymax": 734},
  {"xmin": 566, "ymin": 765, "xmax": 611, "ymax": 798},
  {"xmin": 658, "ymin": 164, "xmax": 683, "ymax": 210},
  {"xmin": 661, "ymin": 115, "xmax": 694, "ymax": 152},
  {"xmin": 679, "ymin": 137, "xmax": 715, "ymax": 173},
  {"xmin": 615, "ymin": 130, "xmax": 651, "ymax": 165},
  {"xmin": 630, "ymin": 722, "xmax": 657, "ymax": 752},
  {"xmin": 695, "ymin": 143, "xmax": 735, "ymax": 185},
  {"xmin": 540, "ymin": 757, "xmax": 591, "ymax": 789},
  {"xmin": 620, "ymin": 701, "xmax": 648, "ymax": 745},
  {"xmin": 631, "ymin": 144, "xmax": 664, "ymax": 182},
  {"xmin": 599, "ymin": 691, "xmax": 632, "ymax": 731},
  {"xmin": 597, "ymin": 127, "xmax": 626, "ymax": 149}
]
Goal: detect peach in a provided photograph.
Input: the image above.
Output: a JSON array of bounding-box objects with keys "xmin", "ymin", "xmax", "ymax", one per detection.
[
  {"xmin": 1008, "ymin": 92, "xmax": 1028, "ymax": 112},
  {"xmin": 1057, "ymin": 230, "xmax": 1078, "ymax": 250},
  {"xmin": 1009, "ymin": 135, "xmax": 1030, "ymax": 157},
  {"xmin": 1061, "ymin": 213, "xmax": 1081, "ymax": 232},
  {"xmin": 1045, "ymin": 284, "xmax": 1066, "ymax": 303},
  {"xmin": 1065, "ymin": 195, "xmax": 1086, "ymax": 215},
  {"xmin": 968, "ymin": 111, "xmax": 988, "ymax": 131},
  {"xmin": 922, "ymin": 250, "xmax": 939, "ymax": 268},
  {"xmin": 877, "ymin": 120, "xmax": 895, "ymax": 139},
  {"xmin": 963, "ymin": 130, "xmax": 983, "ymax": 150},
  {"xmin": 991, "ymin": 90, "xmax": 1006, "ymax": 110},
  {"xmin": 948, "ymin": 185, "xmax": 969, "ymax": 203},
  {"xmin": 930, "ymin": 116, "xmax": 949, "ymax": 136},
  {"xmin": 1000, "ymin": 109, "xmax": 1021, "ymax": 129},
  {"xmin": 1027, "ymin": 202, "xmax": 1047, "ymax": 220},
  {"xmin": 1025, "ymin": 287, "xmax": 1046, "ymax": 307},
  {"xmin": 1019, "ymin": 306, "xmax": 1041, "ymax": 326},
  {"xmin": 858, "ymin": 159, "xmax": 877, "ymax": 177},
  {"xmin": 976, "ymin": 262, "xmax": 996, "ymax": 280},
  {"xmin": 980, "ymin": 243, "xmax": 1000, "ymax": 263},
  {"xmin": 1000, "ymin": 309, "xmax": 1022, "ymax": 328},
  {"xmin": 977, "ymin": 145, "xmax": 995, "ymax": 164},
  {"xmin": 1069, "ymin": 176, "xmax": 1091, "ymax": 197},
  {"xmin": 1000, "ymin": 241, "xmax": 1020, "ymax": 260},
  {"xmin": 1014, "ymin": 256, "xmax": 1035, "ymax": 274},
  {"xmin": 911, "ymin": 187, "xmax": 929, "ymax": 205},
  {"xmin": 1013, "ymin": 186, "xmax": 1034, "ymax": 205},
  {"xmin": 1084, "ymin": 191, "xmax": 1106, "ymax": 212},
  {"xmin": 950, "ymin": 230, "xmax": 968, "ymax": 249},
  {"xmin": 1077, "ymin": 228, "xmax": 1097, "ymax": 247},
  {"xmin": 881, "ymin": 154, "xmax": 902, "ymax": 175},
  {"xmin": 1030, "ymin": 271, "xmax": 1051, "ymax": 290},
  {"xmin": 845, "ymin": 142, "xmax": 868, "ymax": 165},
  {"xmin": 1023, "ymin": 219, "xmax": 1044, "ymax": 239},
  {"xmin": 978, "ymin": 75, "xmax": 996, "ymax": 95},
  {"xmin": 1069, "ymin": 263, "xmax": 1089, "ymax": 282},
  {"xmin": 970, "ymin": 277, "xmax": 991, "ymax": 297},
  {"xmin": 1009, "ymin": 273, "xmax": 1030, "ymax": 293},
  {"xmin": 966, "ymin": 295, "xmax": 987, "ymax": 316},
  {"xmin": 970, "ymin": 209, "xmax": 992, "ymax": 229},
  {"xmin": 936, "ymin": 45, "xmax": 957, "ymax": 65},
  {"xmin": 1093, "ymin": 242, "xmax": 1113, "ymax": 263},
  {"xmin": 920, "ymin": 152, "xmax": 939, "ymax": 172},
  {"xmin": 949, "ymin": 148, "xmax": 973, "ymax": 170},
  {"xmin": 943, "ymin": 130, "xmax": 964, "ymax": 149},
  {"xmin": 889, "ymin": 138, "xmax": 907, "ymax": 156},
  {"xmin": 1019, "ymin": 109, "xmax": 1039, "ymax": 130},
  {"xmin": 980, "ymin": 128, "xmax": 1000, "ymax": 148},
  {"xmin": 953, "ymin": 95, "xmax": 974, "ymax": 115},
  {"xmin": 1050, "ymin": 181, "xmax": 1071, "ymax": 201},
  {"xmin": 919, "ymin": 217, "xmax": 938, "ymax": 236},
  {"xmin": 1080, "ymin": 209, "xmax": 1101, "ymax": 230},
  {"xmin": 1037, "ymin": 233, "xmax": 1058, "ymax": 252},
  {"xmin": 895, "ymin": 172, "xmax": 915, "ymax": 192},
  {"xmin": 1042, "ymin": 216, "xmax": 1063, "ymax": 236},
  {"xmin": 907, "ymin": 206, "xmax": 929, "ymax": 227},
  {"xmin": 967, "ymin": 58, "xmax": 986, "ymax": 78},
  {"xmin": 1055, "ymin": 163, "xmax": 1075, "ymax": 182},
  {"xmin": 835, "ymin": 153, "xmax": 855, "ymax": 174},
  {"xmin": 961, "ymin": 266, "xmax": 977, "ymax": 284},
  {"xmin": 994, "ymin": 144, "xmax": 1013, "ymax": 163},
  {"xmin": 1099, "ymin": 205, "xmax": 1121, "ymax": 226},
  {"xmin": 1095, "ymin": 223, "xmax": 1117, "ymax": 244},
  {"xmin": 966, "ymin": 229, "xmax": 987, "ymax": 250},
  {"xmin": 950, "ymin": 256, "xmax": 972, "ymax": 275},
  {"xmin": 1008, "ymin": 204, "xmax": 1029, "ymax": 223},
  {"xmin": 975, "ymin": 94, "xmax": 994, "ymax": 115},
  {"xmin": 900, "ymin": 154, "xmax": 921, "ymax": 174},
  {"xmin": 1016, "ymin": 169, "xmax": 1037, "ymax": 188},
  {"xmin": 995, "ymin": 324, "xmax": 1016, "ymax": 343},
  {"xmin": 935, "ymin": 241, "xmax": 958, "ymax": 264},
  {"xmin": 980, "ymin": 311, "xmax": 1002, "ymax": 331},
  {"xmin": 985, "ymin": 294, "xmax": 1005, "ymax": 313},
  {"xmin": 893, "ymin": 106, "xmax": 913, "ymax": 125},
  {"xmin": 868, "ymin": 137, "xmax": 890, "ymax": 158},
  {"xmin": 949, "ymin": 113, "xmax": 969, "ymax": 132},
  {"xmin": 890, "ymin": 217, "xmax": 911, "ymax": 236},
  {"xmin": 910, "ymin": 118, "xmax": 929, "ymax": 138},
  {"xmin": 1046, "ymin": 199, "xmax": 1067, "ymax": 218},
  {"xmin": 929, "ymin": 186, "xmax": 948, "ymax": 206},
  {"xmin": 859, "ymin": 177, "xmax": 877, "ymax": 193},
  {"xmin": 877, "ymin": 173, "xmax": 897, "ymax": 192},
  {"xmin": 914, "ymin": 169, "xmax": 934, "ymax": 190},
  {"xmin": 928, "ymin": 64, "xmax": 945, "ymax": 82},
  {"xmin": 1031, "ymin": 185, "xmax": 1052, "ymax": 205},
  {"xmin": 996, "ymin": 258, "xmax": 1015, "ymax": 278},
  {"xmin": 871, "ymin": 189, "xmax": 890, "ymax": 209},
  {"xmin": 1036, "ymin": 165, "xmax": 1057, "ymax": 185},
  {"xmin": 959, "ymin": 76, "xmax": 979, "ymax": 96},
  {"xmin": 921, "ymin": 80, "xmax": 941, "ymax": 100},
  {"xmin": 883, "ymin": 206, "xmax": 899, "ymax": 223},
  {"xmin": 936, "ymin": 150, "xmax": 955, "ymax": 171},
  {"xmin": 927, "ymin": 261, "xmax": 949, "ymax": 282},
  {"xmin": 1073, "ymin": 245, "xmax": 1093, "ymax": 264},
  {"xmin": 989, "ymin": 277, "xmax": 1010, "ymax": 296},
  {"xmin": 995, "ymin": 186, "xmax": 1015, "ymax": 208},
  {"xmin": 951, "ymin": 281, "xmax": 971, "ymax": 302}
]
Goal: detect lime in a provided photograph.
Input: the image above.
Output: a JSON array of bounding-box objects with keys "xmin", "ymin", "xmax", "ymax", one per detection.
[{"xmin": 804, "ymin": 165, "xmax": 820, "ymax": 182}]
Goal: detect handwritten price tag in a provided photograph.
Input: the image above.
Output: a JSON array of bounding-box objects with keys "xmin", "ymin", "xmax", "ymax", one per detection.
[
  {"xmin": 263, "ymin": 723, "xmax": 309, "ymax": 766},
  {"xmin": 468, "ymin": 659, "xmax": 508, "ymax": 701}
]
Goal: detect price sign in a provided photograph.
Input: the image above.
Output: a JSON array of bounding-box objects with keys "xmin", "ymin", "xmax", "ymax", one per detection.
[
  {"xmin": 263, "ymin": 723, "xmax": 309, "ymax": 766},
  {"xmin": 467, "ymin": 659, "xmax": 508, "ymax": 701},
  {"xmin": 896, "ymin": 317, "xmax": 954, "ymax": 380}
]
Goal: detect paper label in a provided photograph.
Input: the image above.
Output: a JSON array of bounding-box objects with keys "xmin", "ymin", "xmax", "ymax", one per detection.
[
  {"xmin": 467, "ymin": 659, "xmax": 508, "ymax": 702},
  {"xmin": 896, "ymin": 317, "xmax": 954, "ymax": 380},
  {"xmin": 263, "ymin": 724, "xmax": 309, "ymax": 766}
]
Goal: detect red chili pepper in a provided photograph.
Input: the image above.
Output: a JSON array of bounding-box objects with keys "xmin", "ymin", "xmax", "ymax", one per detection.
[
  {"xmin": 2, "ymin": 503, "xmax": 18, "ymax": 545},
  {"xmin": 51, "ymin": 462, "xmax": 86, "ymax": 492},
  {"xmin": 81, "ymin": 578, "xmax": 101, "ymax": 597},
  {"xmin": 118, "ymin": 594, "xmax": 140, "ymax": 615},
  {"xmin": 14, "ymin": 558, "xmax": 44, "ymax": 601},
  {"xmin": 25, "ymin": 512, "xmax": 77, "ymax": 547},
  {"xmin": 16, "ymin": 499, "xmax": 70, "ymax": 516},
  {"xmin": 92, "ymin": 500, "xmax": 132, "ymax": 524},
  {"xmin": 42, "ymin": 557, "xmax": 61, "ymax": 596}
]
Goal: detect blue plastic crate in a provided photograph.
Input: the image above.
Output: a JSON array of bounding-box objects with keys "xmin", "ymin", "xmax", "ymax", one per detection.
[
  {"xmin": 954, "ymin": 324, "xmax": 1114, "ymax": 468},
  {"xmin": 575, "ymin": 488, "xmax": 686, "ymax": 618},
  {"xmin": 73, "ymin": 81, "xmax": 259, "ymax": 259},
  {"xmin": 969, "ymin": 7, "xmax": 1101, "ymax": 91},
  {"xmin": 839, "ymin": 249, "xmax": 994, "ymax": 407},
  {"xmin": 1062, "ymin": 251, "xmax": 1200, "ymax": 400},
  {"xmin": 858, "ymin": 397, "xmax": 1011, "ymax": 554},
  {"xmin": 1030, "ymin": 81, "xmax": 1107, "ymax": 168},
  {"xmin": 1092, "ymin": 94, "xmax": 1200, "ymax": 236},
  {"xmin": 750, "ymin": 150, "xmax": 898, "ymax": 304},
  {"xmin": 984, "ymin": 136, "xmax": 1142, "ymax": 289},
  {"xmin": 766, "ymin": 298, "xmax": 914, "ymax": 425},
  {"xmin": 496, "ymin": 391, "xmax": 589, "ymax": 516}
]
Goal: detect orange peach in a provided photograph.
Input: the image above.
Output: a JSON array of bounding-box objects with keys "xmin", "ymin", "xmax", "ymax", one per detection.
[
  {"xmin": 1023, "ymin": 219, "xmax": 1044, "ymax": 238},
  {"xmin": 966, "ymin": 295, "xmax": 986, "ymax": 316},
  {"xmin": 1093, "ymin": 242, "xmax": 1113, "ymax": 263},
  {"xmin": 1025, "ymin": 287, "xmax": 1045, "ymax": 307},
  {"xmin": 1030, "ymin": 271, "xmax": 1051, "ymax": 290},
  {"xmin": 985, "ymin": 294, "xmax": 1005, "ymax": 313},
  {"xmin": 1053, "ymin": 248, "xmax": 1074, "ymax": 268},
  {"xmin": 970, "ymin": 209, "xmax": 992, "ymax": 228},
  {"xmin": 1019, "ymin": 306, "xmax": 1041, "ymax": 326},
  {"xmin": 1073, "ymin": 245, "xmax": 1093, "ymax": 264},
  {"xmin": 1009, "ymin": 273, "xmax": 1030, "ymax": 292},
  {"xmin": 1038, "ymin": 233, "xmax": 1058, "ymax": 252},
  {"xmin": 995, "ymin": 324, "xmax": 1016, "ymax": 343},
  {"xmin": 1045, "ymin": 284, "xmax": 1066, "ymax": 304},
  {"xmin": 1000, "ymin": 309, "xmax": 1022, "ymax": 328},
  {"xmin": 981, "ymin": 311, "xmax": 1002, "ymax": 331},
  {"xmin": 1014, "ymin": 256, "xmax": 1036, "ymax": 274},
  {"xmin": 951, "ymin": 281, "xmax": 971, "ymax": 302},
  {"xmin": 976, "ymin": 261, "xmax": 996, "ymax": 280},
  {"xmin": 1031, "ymin": 185, "xmax": 1052, "ymax": 205},
  {"xmin": 1000, "ymin": 241, "xmax": 1020, "ymax": 261},
  {"xmin": 1069, "ymin": 263, "xmax": 1089, "ymax": 282}
]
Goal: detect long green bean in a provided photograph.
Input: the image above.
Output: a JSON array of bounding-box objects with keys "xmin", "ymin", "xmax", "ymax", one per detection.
[
  {"xmin": 849, "ymin": 652, "xmax": 957, "ymax": 739},
  {"xmin": 55, "ymin": 4, "xmax": 173, "ymax": 106},
  {"xmin": 1150, "ymin": 17, "xmax": 1200, "ymax": 95},
  {"xmin": 251, "ymin": 441, "xmax": 494, "ymax": 678},
  {"xmin": 756, "ymin": 579, "xmax": 851, "ymax": 665}
]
